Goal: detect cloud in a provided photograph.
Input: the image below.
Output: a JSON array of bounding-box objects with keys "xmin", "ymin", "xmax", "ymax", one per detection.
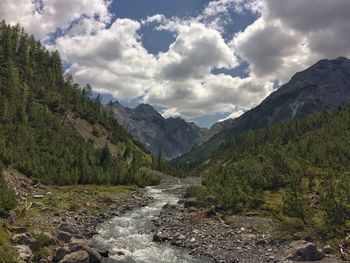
[
  {"xmin": 56, "ymin": 19, "xmax": 156, "ymax": 98},
  {"xmin": 0, "ymin": 0, "xmax": 111, "ymax": 38},
  {"xmin": 2, "ymin": 0, "xmax": 349, "ymax": 124},
  {"xmin": 158, "ymin": 22, "xmax": 238, "ymax": 81},
  {"xmin": 233, "ymin": 0, "xmax": 350, "ymax": 84},
  {"xmin": 200, "ymin": 0, "xmax": 257, "ymax": 31}
]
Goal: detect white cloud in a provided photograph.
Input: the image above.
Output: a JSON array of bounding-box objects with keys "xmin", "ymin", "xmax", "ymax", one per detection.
[
  {"xmin": 233, "ymin": 0, "xmax": 350, "ymax": 84},
  {"xmin": 56, "ymin": 15, "xmax": 272, "ymax": 119},
  {"xmin": 56, "ymin": 19, "xmax": 156, "ymax": 99},
  {"xmin": 158, "ymin": 22, "xmax": 238, "ymax": 81},
  {"xmin": 0, "ymin": 0, "xmax": 111, "ymax": 38},
  {"xmin": 200, "ymin": 0, "xmax": 257, "ymax": 31}
]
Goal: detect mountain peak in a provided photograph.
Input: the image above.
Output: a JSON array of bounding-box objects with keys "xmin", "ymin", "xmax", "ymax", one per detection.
[
  {"xmin": 134, "ymin": 103, "xmax": 159, "ymax": 114},
  {"xmin": 108, "ymin": 102, "xmax": 203, "ymax": 159}
]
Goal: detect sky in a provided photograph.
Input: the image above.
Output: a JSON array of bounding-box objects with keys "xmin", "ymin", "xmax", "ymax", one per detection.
[{"xmin": 1, "ymin": 1, "xmax": 350, "ymax": 127}]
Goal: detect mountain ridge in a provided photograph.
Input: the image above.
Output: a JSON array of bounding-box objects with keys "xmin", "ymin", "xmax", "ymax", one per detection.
[
  {"xmin": 173, "ymin": 57, "xmax": 350, "ymax": 165},
  {"xmin": 107, "ymin": 102, "xmax": 206, "ymax": 159}
]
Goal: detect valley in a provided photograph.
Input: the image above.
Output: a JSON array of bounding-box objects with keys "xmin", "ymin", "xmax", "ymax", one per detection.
[{"xmin": 1, "ymin": 2, "xmax": 350, "ymax": 262}]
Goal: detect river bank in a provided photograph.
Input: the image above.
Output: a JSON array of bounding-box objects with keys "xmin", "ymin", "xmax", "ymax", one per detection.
[{"xmin": 1, "ymin": 169, "xmax": 344, "ymax": 263}]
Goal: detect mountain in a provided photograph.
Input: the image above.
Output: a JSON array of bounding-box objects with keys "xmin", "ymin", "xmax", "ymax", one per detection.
[
  {"xmin": 174, "ymin": 57, "xmax": 350, "ymax": 165},
  {"xmin": 192, "ymin": 97, "xmax": 350, "ymax": 232},
  {"xmin": 0, "ymin": 22, "xmax": 152, "ymax": 187},
  {"xmin": 107, "ymin": 102, "xmax": 206, "ymax": 159}
]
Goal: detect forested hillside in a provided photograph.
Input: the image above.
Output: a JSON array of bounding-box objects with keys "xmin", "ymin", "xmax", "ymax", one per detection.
[
  {"xmin": 174, "ymin": 57, "xmax": 350, "ymax": 166},
  {"xmin": 190, "ymin": 103, "xmax": 350, "ymax": 238},
  {"xmin": 0, "ymin": 21, "xmax": 152, "ymax": 191}
]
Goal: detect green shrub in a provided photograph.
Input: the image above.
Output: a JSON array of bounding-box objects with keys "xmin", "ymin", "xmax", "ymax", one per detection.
[
  {"xmin": 185, "ymin": 185, "xmax": 208, "ymax": 201},
  {"xmin": 0, "ymin": 247, "xmax": 16, "ymax": 263},
  {"xmin": 134, "ymin": 169, "xmax": 161, "ymax": 188},
  {"xmin": 35, "ymin": 233, "xmax": 51, "ymax": 248}
]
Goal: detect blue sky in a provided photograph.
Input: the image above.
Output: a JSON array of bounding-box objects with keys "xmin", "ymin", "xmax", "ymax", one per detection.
[{"xmin": 1, "ymin": 0, "xmax": 349, "ymax": 127}]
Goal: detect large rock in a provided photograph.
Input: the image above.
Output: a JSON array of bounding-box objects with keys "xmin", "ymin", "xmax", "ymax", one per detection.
[
  {"xmin": 15, "ymin": 245, "xmax": 34, "ymax": 263},
  {"xmin": 152, "ymin": 232, "xmax": 169, "ymax": 242},
  {"xmin": 59, "ymin": 223, "xmax": 79, "ymax": 235},
  {"xmin": 12, "ymin": 233, "xmax": 38, "ymax": 250},
  {"xmin": 184, "ymin": 198, "xmax": 201, "ymax": 208},
  {"xmin": 58, "ymin": 251, "xmax": 89, "ymax": 263},
  {"xmin": 69, "ymin": 243, "xmax": 102, "ymax": 263},
  {"xmin": 322, "ymin": 245, "xmax": 335, "ymax": 254},
  {"xmin": 284, "ymin": 240, "xmax": 325, "ymax": 261},
  {"xmin": 53, "ymin": 247, "xmax": 71, "ymax": 262},
  {"xmin": 58, "ymin": 231, "xmax": 72, "ymax": 242}
]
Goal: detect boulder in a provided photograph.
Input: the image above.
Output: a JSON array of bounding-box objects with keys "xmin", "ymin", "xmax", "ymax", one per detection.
[
  {"xmin": 58, "ymin": 251, "xmax": 89, "ymax": 263},
  {"xmin": 284, "ymin": 240, "xmax": 325, "ymax": 261},
  {"xmin": 59, "ymin": 223, "xmax": 79, "ymax": 235},
  {"xmin": 152, "ymin": 233, "xmax": 169, "ymax": 242},
  {"xmin": 184, "ymin": 198, "xmax": 200, "ymax": 208},
  {"xmin": 322, "ymin": 245, "xmax": 335, "ymax": 254},
  {"xmin": 53, "ymin": 247, "xmax": 71, "ymax": 262},
  {"xmin": 12, "ymin": 233, "xmax": 38, "ymax": 250},
  {"xmin": 68, "ymin": 243, "xmax": 102, "ymax": 263},
  {"xmin": 58, "ymin": 231, "xmax": 72, "ymax": 242},
  {"xmin": 15, "ymin": 245, "xmax": 34, "ymax": 263},
  {"xmin": 97, "ymin": 249, "xmax": 109, "ymax": 258},
  {"xmin": 177, "ymin": 234, "xmax": 186, "ymax": 240}
]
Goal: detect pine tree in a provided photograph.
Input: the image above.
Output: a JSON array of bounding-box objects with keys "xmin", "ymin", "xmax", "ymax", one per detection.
[{"xmin": 282, "ymin": 173, "xmax": 307, "ymax": 223}]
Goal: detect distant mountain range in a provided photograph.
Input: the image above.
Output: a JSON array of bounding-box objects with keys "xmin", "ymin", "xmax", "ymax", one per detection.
[
  {"xmin": 107, "ymin": 102, "xmax": 207, "ymax": 159},
  {"xmin": 173, "ymin": 57, "xmax": 350, "ymax": 165}
]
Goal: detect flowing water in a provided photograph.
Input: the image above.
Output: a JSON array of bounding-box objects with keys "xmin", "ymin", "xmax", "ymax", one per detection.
[{"xmin": 93, "ymin": 182, "xmax": 212, "ymax": 263}]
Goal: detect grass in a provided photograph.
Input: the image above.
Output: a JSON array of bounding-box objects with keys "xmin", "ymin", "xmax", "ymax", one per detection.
[
  {"xmin": 9, "ymin": 184, "xmax": 138, "ymax": 237},
  {"xmin": 0, "ymin": 229, "xmax": 16, "ymax": 263}
]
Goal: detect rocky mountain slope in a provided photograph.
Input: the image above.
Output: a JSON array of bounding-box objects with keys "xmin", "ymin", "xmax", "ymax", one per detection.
[
  {"xmin": 108, "ymin": 102, "xmax": 206, "ymax": 159},
  {"xmin": 174, "ymin": 57, "xmax": 350, "ymax": 165}
]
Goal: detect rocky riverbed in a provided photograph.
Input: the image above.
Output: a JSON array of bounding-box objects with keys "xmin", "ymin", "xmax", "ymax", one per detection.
[
  {"xmin": 2, "ymin": 171, "xmax": 344, "ymax": 263},
  {"xmin": 149, "ymin": 182, "xmax": 342, "ymax": 263}
]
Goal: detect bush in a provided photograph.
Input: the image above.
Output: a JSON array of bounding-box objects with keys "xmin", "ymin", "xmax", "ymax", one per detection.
[
  {"xmin": 185, "ymin": 185, "xmax": 208, "ymax": 201},
  {"xmin": 134, "ymin": 169, "xmax": 161, "ymax": 188}
]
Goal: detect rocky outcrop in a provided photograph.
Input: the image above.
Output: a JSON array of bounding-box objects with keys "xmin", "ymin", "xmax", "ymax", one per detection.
[{"xmin": 107, "ymin": 102, "xmax": 206, "ymax": 159}]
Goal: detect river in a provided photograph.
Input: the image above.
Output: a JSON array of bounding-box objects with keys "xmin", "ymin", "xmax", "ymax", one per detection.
[{"xmin": 92, "ymin": 179, "xmax": 213, "ymax": 263}]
